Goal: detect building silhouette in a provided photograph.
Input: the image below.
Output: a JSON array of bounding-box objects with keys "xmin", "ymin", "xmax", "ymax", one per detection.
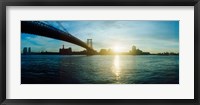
[
  {"xmin": 28, "ymin": 47, "xmax": 31, "ymax": 53},
  {"xmin": 59, "ymin": 45, "xmax": 72, "ymax": 55},
  {"xmin": 131, "ymin": 45, "xmax": 150, "ymax": 55},
  {"xmin": 132, "ymin": 45, "xmax": 136, "ymax": 54},
  {"xmin": 23, "ymin": 47, "xmax": 27, "ymax": 54},
  {"xmin": 23, "ymin": 47, "xmax": 32, "ymax": 54},
  {"xmin": 99, "ymin": 49, "xmax": 108, "ymax": 55}
]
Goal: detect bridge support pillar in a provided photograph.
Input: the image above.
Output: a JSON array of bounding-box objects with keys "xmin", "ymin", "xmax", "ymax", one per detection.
[{"xmin": 87, "ymin": 39, "xmax": 93, "ymax": 49}]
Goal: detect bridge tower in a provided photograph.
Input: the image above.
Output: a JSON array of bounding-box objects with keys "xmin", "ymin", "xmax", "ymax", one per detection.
[{"xmin": 87, "ymin": 39, "xmax": 93, "ymax": 49}]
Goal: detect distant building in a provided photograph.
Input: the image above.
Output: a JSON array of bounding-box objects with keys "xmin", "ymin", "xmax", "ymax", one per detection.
[
  {"xmin": 132, "ymin": 45, "xmax": 136, "ymax": 54},
  {"xmin": 136, "ymin": 49, "xmax": 143, "ymax": 55},
  {"xmin": 108, "ymin": 49, "xmax": 114, "ymax": 54},
  {"xmin": 99, "ymin": 48, "xmax": 115, "ymax": 55},
  {"xmin": 142, "ymin": 52, "xmax": 150, "ymax": 55},
  {"xmin": 59, "ymin": 45, "xmax": 72, "ymax": 55},
  {"xmin": 99, "ymin": 49, "xmax": 107, "ymax": 55},
  {"xmin": 23, "ymin": 47, "xmax": 27, "ymax": 54},
  {"xmin": 130, "ymin": 45, "xmax": 150, "ymax": 55},
  {"xmin": 132, "ymin": 45, "xmax": 136, "ymax": 51},
  {"xmin": 28, "ymin": 47, "xmax": 31, "ymax": 53}
]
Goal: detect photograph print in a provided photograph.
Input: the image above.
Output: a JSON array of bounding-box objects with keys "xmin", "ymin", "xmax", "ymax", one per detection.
[{"xmin": 21, "ymin": 20, "xmax": 179, "ymax": 84}]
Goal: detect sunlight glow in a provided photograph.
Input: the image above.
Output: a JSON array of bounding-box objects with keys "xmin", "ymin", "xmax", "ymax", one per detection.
[{"xmin": 113, "ymin": 45, "xmax": 122, "ymax": 53}]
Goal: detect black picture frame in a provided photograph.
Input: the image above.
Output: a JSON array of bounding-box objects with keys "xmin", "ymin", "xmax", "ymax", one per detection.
[{"xmin": 0, "ymin": 0, "xmax": 199, "ymax": 105}]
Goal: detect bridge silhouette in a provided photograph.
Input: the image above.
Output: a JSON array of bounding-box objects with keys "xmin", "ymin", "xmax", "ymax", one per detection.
[{"xmin": 21, "ymin": 21, "xmax": 96, "ymax": 54}]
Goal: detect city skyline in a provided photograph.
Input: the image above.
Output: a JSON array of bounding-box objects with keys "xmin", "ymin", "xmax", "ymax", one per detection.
[{"xmin": 21, "ymin": 20, "xmax": 179, "ymax": 53}]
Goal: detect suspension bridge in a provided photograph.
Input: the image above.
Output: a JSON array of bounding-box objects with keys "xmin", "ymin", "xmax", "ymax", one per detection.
[{"xmin": 21, "ymin": 21, "xmax": 96, "ymax": 54}]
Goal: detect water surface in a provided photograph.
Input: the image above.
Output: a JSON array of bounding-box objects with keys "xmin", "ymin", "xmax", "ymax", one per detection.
[{"xmin": 21, "ymin": 55, "xmax": 179, "ymax": 84}]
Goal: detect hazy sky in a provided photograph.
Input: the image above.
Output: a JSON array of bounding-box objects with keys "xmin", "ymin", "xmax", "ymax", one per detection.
[{"xmin": 21, "ymin": 20, "xmax": 179, "ymax": 53}]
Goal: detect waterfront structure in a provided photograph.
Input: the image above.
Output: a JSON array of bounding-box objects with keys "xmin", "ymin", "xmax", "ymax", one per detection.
[{"xmin": 59, "ymin": 45, "xmax": 72, "ymax": 55}]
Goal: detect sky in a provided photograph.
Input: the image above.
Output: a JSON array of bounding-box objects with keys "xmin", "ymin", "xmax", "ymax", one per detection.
[{"xmin": 21, "ymin": 20, "xmax": 179, "ymax": 53}]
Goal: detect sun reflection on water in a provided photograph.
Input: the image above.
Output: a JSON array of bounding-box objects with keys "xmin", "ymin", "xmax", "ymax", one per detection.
[{"xmin": 112, "ymin": 55, "xmax": 121, "ymax": 82}]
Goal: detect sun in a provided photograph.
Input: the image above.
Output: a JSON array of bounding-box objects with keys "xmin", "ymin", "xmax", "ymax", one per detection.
[{"xmin": 113, "ymin": 45, "xmax": 122, "ymax": 53}]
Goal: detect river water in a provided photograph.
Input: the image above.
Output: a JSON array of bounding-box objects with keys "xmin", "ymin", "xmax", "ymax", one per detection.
[{"xmin": 21, "ymin": 55, "xmax": 179, "ymax": 84}]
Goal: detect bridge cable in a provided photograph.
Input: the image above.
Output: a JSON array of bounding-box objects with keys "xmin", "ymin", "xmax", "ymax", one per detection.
[{"xmin": 56, "ymin": 21, "xmax": 68, "ymax": 33}]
